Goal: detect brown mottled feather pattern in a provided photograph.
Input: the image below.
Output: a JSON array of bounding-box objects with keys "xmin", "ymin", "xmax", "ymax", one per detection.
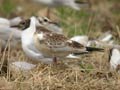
[
  {"xmin": 36, "ymin": 32, "xmax": 84, "ymax": 49},
  {"xmin": 33, "ymin": 26, "xmax": 86, "ymax": 57},
  {"xmin": 36, "ymin": 26, "xmax": 52, "ymax": 33},
  {"xmin": 42, "ymin": 33, "xmax": 68, "ymax": 47},
  {"xmin": 67, "ymin": 41, "xmax": 84, "ymax": 48},
  {"xmin": 47, "ymin": 34, "xmax": 84, "ymax": 49}
]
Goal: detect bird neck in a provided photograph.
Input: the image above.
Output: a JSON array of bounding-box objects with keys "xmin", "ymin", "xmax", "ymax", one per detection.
[
  {"xmin": 22, "ymin": 17, "xmax": 36, "ymax": 38},
  {"xmin": 30, "ymin": 17, "xmax": 36, "ymax": 32},
  {"xmin": 23, "ymin": 17, "xmax": 36, "ymax": 35}
]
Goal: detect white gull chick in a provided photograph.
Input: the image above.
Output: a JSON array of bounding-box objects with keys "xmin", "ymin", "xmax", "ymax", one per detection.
[{"xmin": 109, "ymin": 48, "xmax": 120, "ymax": 72}]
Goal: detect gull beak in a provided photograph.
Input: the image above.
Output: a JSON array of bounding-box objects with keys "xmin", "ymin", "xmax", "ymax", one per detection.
[
  {"xmin": 11, "ymin": 24, "xmax": 25, "ymax": 30},
  {"xmin": 49, "ymin": 21, "xmax": 61, "ymax": 27},
  {"xmin": 11, "ymin": 24, "xmax": 20, "ymax": 28}
]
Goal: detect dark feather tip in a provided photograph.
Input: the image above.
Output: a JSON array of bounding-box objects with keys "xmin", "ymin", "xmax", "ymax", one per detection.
[{"xmin": 86, "ymin": 47, "xmax": 104, "ymax": 52}]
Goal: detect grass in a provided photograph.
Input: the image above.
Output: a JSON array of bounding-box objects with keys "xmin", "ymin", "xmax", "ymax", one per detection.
[
  {"xmin": 0, "ymin": 0, "xmax": 15, "ymax": 17},
  {"xmin": 57, "ymin": 7, "xmax": 91, "ymax": 36},
  {"xmin": 0, "ymin": 0, "xmax": 120, "ymax": 90}
]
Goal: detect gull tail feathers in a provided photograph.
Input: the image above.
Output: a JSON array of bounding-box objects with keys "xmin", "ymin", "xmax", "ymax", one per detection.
[
  {"xmin": 73, "ymin": 51, "xmax": 88, "ymax": 56},
  {"xmin": 73, "ymin": 47, "xmax": 104, "ymax": 55},
  {"xmin": 67, "ymin": 40, "xmax": 104, "ymax": 53},
  {"xmin": 86, "ymin": 47, "xmax": 104, "ymax": 52}
]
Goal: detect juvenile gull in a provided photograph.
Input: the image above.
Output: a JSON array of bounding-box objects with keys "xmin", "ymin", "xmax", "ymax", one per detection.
[{"xmin": 20, "ymin": 16, "xmax": 103, "ymax": 64}]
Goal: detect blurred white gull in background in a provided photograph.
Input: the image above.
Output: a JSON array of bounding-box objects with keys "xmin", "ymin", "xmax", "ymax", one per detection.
[
  {"xmin": 0, "ymin": 17, "xmax": 23, "ymax": 27},
  {"xmin": 69, "ymin": 32, "xmax": 120, "ymax": 49},
  {"xmin": 33, "ymin": 0, "xmax": 88, "ymax": 10},
  {"xmin": 9, "ymin": 61, "xmax": 36, "ymax": 71},
  {"xmin": 66, "ymin": 54, "xmax": 79, "ymax": 59},
  {"xmin": 109, "ymin": 48, "xmax": 120, "ymax": 73},
  {"xmin": 87, "ymin": 32, "xmax": 115, "ymax": 47},
  {"xmin": 70, "ymin": 35, "xmax": 88, "ymax": 46},
  {"xmin": 69, "ymin": 32, "xmax": 114, "ymax": 48},
  {"xmin": 0, "ymin": 17, "xmax": 10, "ymax": 27},
  {"xmin": 9, "ymin": 61, "xmax": 36, "ymax": 78},
  {"xmin": 32, "ymin": 0, "xmax": 88, "ymax": 17},
  {"xmin": 0, "ymin": 26, "xmax": 22, "ymax": 49},
  {"xmin": 0, "ymin": 17, "xmax": 23, "ymax": 48},
  {"xmin": 9, "ymin": 17, "xmax": 23, "ymax": 27},
  {"xmin": 98, "ymin": 31, "xmax": 113, "ymax": 43}
]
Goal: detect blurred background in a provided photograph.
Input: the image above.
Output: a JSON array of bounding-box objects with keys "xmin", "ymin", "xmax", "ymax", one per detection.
[{"xmin": 0, "ymin": 0, "xmax": 120, "ymax": 40}]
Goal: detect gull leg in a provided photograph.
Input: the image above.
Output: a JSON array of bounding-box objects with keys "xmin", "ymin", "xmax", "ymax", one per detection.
[{"xmin": 53, "ymin": 57, "xmax": 57, "ymax": 64}]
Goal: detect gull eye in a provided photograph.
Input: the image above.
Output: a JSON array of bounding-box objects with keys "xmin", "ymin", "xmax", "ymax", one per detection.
[
  {"xmin": 44, "ymin": 18, "xmax": 48, "ymax": 22},
  {"xmin": 20, "ymin": 22, "xmax": 24, "ymax": 25},
  {"xmin": 19, "ymin": 19, "xmax": 30, "ymax": 30},
  {"xmin": 20, "ymin": 21, "xmax": 26, "ymax": 25}
]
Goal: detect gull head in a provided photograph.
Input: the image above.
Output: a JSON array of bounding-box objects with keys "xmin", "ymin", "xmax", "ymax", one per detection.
[
  {"xmin": 37, "ymin": 16, "xmax": 51, "ymax": 26},
  {"xmin": 18, "ymin": 18, "xmax": 31, "ymax": 30},
  {"xmin": 37, "ymin": 16, "xmax": 60, "ymax": 27},
  {"xmin": 37, "ymin": 16, "xmax": 62, "ymax": 34}
]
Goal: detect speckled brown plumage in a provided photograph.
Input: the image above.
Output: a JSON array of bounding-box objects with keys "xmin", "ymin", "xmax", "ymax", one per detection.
[
  {"xmin": 36, "ymin": 26, "xmax": 52, "ymax": 33},
  {"xmin": 33, "ymin": 25, "xmax": 86, "ymax": 58},
  {"xmin": 67, "ymin": 41, "xmax": 84, "ymax": 49},
  {"xmin": 34, "ymin": 28, "xmax": 85, "ymax": 50}
]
